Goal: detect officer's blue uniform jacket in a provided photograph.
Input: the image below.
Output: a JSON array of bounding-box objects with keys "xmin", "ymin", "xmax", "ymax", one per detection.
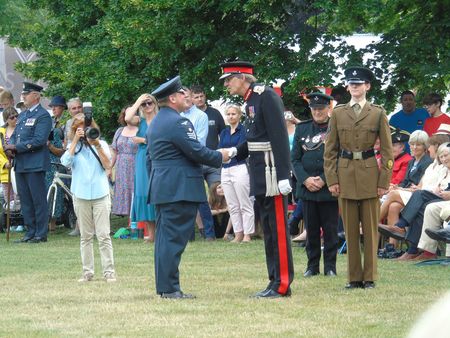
[
  {"xmin": 147, "ymin": 106, "xmax": 222, "ymax": 204},
  {"xmin": 11, "ymin": 104, "xmax": 52, "ymax": 172}
]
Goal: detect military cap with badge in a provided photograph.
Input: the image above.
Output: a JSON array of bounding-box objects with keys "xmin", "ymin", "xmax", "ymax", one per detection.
[
  {"xmin": 390, "ymin": 127, "xmax": 410, "ymax": 144},
  {"xmin": 21, "ymin": 82, "xmax": 44, "ymax": 94},
  {"xmin": 344, "ymin": 67, "xmax": 375, "ymax": 84},
  {"xmin": 151, "ymin": 75, "xmax": 184, "ymax": 101},
  {"xmin": 306, "ymin": 92, "xmax": 334, "ymax": 108},
  {"xmin": 219, "ymin": 61, "xmax": 255, "ymax": 81}
]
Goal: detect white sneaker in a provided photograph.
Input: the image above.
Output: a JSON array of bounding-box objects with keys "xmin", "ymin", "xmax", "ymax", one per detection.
[
  {"xmin": 78, "ymin": 273, "xmax": 94, "ymax": 282},
  {"xmin": 104, "ymin": 272, "xmax": 117, "ymax": 283},
  {"xmin": 68, "ymin": 228, "xmax": 80, "ymax": 236},
  {"xmin": 15, "ymin": 225, "xmax": 24, "ymax": 232}
]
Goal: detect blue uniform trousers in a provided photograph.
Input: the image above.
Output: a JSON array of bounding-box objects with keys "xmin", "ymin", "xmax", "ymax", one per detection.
[
  {"xmin": 15, "ymin": 171, "xmax": 48, "ymax": 239},
  {"xmin": 155, "ymin": 201, "xmax": 198, "ymax": 294}
]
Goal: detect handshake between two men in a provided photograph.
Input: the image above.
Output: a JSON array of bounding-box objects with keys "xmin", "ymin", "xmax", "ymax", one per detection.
[{"xmin": 215, "ymin": 147, "xmax": 292, "ymax": 196}]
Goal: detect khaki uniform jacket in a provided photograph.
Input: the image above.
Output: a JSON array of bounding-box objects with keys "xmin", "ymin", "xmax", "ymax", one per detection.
[{"xmin": 324, "ymin": 102, "xmax": 393, "ymax": 200}]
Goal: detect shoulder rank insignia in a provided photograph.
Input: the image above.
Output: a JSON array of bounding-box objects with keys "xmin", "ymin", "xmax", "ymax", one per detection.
[
  {"xmin": 387, "ymin": 159, "xmax": 393, "ymax": 169},
  {"xmin": 253, "ymin": 85, "xmax": 265, "ymax": 95}
]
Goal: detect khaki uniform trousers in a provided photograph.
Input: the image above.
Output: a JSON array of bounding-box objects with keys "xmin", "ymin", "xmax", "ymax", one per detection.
[
  {"xmin": 339, "ymin": 197, "xmax": 379, "ymax": 282},
  {"xmin": 418, "ymin": 200, "xmax": 450, "ymax": 256}
]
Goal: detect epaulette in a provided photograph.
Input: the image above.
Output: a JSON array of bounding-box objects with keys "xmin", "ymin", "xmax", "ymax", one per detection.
[
  {"xmin": 370, "ymin": 103, "xmax": 385, "ymax": 109},
  {"xmin": 297, "ymin": 119, "xmax": 312, "ymax": 125},
  {"xmin": 253, "ymin": 85, "xmax": 265, "ymax": 95},
  {"xmin": 334, "ymin": 104, "xmax": 346, "ymax": 109}
]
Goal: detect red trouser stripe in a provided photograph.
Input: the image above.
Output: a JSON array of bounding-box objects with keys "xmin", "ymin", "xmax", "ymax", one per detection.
[{"xmin": 274, "ymin": 195, "xmax": 289, "ymax": 294}]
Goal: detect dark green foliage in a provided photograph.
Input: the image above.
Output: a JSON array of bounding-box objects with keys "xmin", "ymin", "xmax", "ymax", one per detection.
[{"xmin": 1, "ymin": 0, "xmax": 448, "ymax": 139}]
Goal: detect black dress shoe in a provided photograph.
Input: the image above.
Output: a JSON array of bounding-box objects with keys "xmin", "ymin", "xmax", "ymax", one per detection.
[
  {"xmin": 160, "ymin": 291, "xmax": 196, "ymax": 299},
  {"xmin": 363, "ymin": 281, "xmax": 375, "ymax": 289},
  {"xmin": 324, "ymin": 270, "xmax": 337, "ymax": 277},
  {"xmin": 344, "ymin": 281, "xmax": 364, "ymax": 289},
  {"xmin": 14, "ymin": 236, "xmax": 34, "ymax": 243},
  {"xmin": 303, "ymin": 269, "xmax": 320, "ymax": 277},
  {"xmin": 256, "ymin": 289, "xmax": 291, "ymax": 298},
  {"xmin": 425, "ymin": 228, "xmax": 450, "ymax": 243},
  {"xmin": 28, "ymin": 237, "xmax": 47, "ymax": 243}
]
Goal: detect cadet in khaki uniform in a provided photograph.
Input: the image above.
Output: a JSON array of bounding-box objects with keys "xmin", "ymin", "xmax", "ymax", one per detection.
[{"xmin": 324, "ymin": 67, "xmax": 393, "ymax": 289}]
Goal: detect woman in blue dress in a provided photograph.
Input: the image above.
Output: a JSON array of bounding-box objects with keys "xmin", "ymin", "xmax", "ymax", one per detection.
[{"xmin": 125, "ymin": 93, "xmax": 158, "ymax": 242}]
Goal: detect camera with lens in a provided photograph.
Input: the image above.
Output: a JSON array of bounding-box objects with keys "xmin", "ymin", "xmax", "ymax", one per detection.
[
  {"xmin": 82, "ymin": 102, "xmax": 100, "ymax": 139},
  {"xmin": 284, "ymin": 111, "xmax": 293, "ymax": 120}
]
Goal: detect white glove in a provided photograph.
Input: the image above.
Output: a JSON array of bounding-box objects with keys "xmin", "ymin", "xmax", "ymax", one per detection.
[
  {"xmin": 278, "ymin": 179, "xmax": 292, "ymax": 196},
  {"xmin": 228, "ymin": 147, "xmax": 237, "ymax": 158}
]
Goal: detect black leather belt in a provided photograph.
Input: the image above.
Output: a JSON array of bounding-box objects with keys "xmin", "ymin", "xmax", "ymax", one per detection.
[{"xmin": 339, "ymin": 149, "xmax": 375, "ymax": 160}]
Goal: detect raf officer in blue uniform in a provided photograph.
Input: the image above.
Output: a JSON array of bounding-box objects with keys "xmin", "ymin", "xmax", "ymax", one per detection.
[
  {"xmin": 5, "ymin": 82, "xmax": 52, "ymax": 243},
  {"xmin": 291, "ymin": 92, "xmax": 339, "ymax": 278},
  {"xmin": 220, "ymin": 61, "xmax": 294, "ymax": 298},
  {"xmin": 147, "ymin": 76, "xmax": 228, "ymax": 299}
]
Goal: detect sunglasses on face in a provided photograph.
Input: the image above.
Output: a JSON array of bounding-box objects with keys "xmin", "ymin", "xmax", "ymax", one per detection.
[
  {"xmin": 140, "ymin": 101, "xmax": 154, "ymax": 108},
  {"xmin": 8, "ymin": 115, "xmax": 18, "ymax": 120}
]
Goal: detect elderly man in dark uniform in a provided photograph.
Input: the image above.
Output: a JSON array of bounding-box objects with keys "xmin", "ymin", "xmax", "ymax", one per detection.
[
  {"xmin": 324, "ymin": 67, "xmax": 393, "ymax": 289},
  {"xmin": 221, "ymin": 61, "xmax": 294, "ymax": 298},
  {"xmin": 147, "ymin": 76, "xmax": 228, "ymax": 299},
  {"xmin": 292, "ymin": 92, "xmax": 339, "ymax": 278},
  {"xmin": 5, "ymin": 82, "xmax": 52, "ymax": 243}
]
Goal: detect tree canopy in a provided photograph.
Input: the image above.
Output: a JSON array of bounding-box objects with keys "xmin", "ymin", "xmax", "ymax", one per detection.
[{"xmin": 1, "ymin": 0, "xmax": 448, "ymax": 138}]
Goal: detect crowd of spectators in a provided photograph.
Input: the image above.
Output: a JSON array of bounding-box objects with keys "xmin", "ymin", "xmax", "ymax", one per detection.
[{"xmin": 0, "ymin": 84, "xmax": 449, "ymax": 272}]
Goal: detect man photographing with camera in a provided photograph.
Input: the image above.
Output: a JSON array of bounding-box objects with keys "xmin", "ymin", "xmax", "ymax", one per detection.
[{"xmin": 61, "ymin": 104, "xmax": 116, "ymax": 283}]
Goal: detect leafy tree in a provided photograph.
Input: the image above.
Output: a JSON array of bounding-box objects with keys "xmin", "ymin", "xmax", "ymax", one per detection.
[{"xmin": 0, "ymin": 0, "xmax": 448, "ymax": 138}]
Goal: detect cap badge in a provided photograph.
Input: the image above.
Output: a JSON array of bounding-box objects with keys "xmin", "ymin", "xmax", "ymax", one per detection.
[
  {"xmin": 314, "ymin": 96, "xmax": 319, "ymax": 101},
  {"xmin": 352, "ymin": 70, "xmax": 357, "ymax": 76}
]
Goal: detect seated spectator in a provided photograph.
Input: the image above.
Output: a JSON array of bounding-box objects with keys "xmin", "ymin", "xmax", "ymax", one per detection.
[
  {"xmin": 423, "ymin": 93, "xmax": 450, "ymax": 136},
  {"xmin": 61, "ymin": 113, "xmax": 116, "ymax": 282},
  {"xmin": 379, "ymin": 142, "xmax": 450, "ymax": 260},
  {"xmin": 390, "ymin": 128, "xmax": 412, "ymax": 186},
  {"xmin": 208, "ymin": 182, "xmax": 233, "ymax": 240},
  {"xmin": 378, "ymin": 131, "xmax": 444, "ymax": 240},
  {"xmin": 219, "ymin": 104, "xmax": 255, "ymax": 243},
  {"xmin": 417, "ymin": 201, "xmax": 450, "ymax": 258}
]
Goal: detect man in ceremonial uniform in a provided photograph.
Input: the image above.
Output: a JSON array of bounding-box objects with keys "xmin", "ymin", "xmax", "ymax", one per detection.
[
  {"xmin": 291, "ymin": 92, "xmax": 339, "ymax": 278},
  {"xmin": 324, "ymin": 67, "xmax": 393, "ymax": 289},
  {"xmin": 147, "ymin": 76, "xmax": 227, "ymax": 299},
  {"xmin": 220, "ymin": 61, "xmax": 294, "ymax": 298},
  {"xmin": 5, "ymin": 82, "xmax": 52, "ymax": 243}
]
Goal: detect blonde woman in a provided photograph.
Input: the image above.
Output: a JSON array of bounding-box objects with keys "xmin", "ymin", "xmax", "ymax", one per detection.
[
  {"xmin": 219, "ymin": 104, "xmax": 254, "ymax": 242},
  {"xmin": 125, "ymin": 94, "xmax": 158, "ymax": 242}
]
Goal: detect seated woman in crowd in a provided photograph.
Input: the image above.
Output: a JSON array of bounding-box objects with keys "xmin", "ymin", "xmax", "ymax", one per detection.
[
  {"xmin": 379, "ymin": 131, "xmax": 446, "ymax": 237},
  {"xmin": 380, "ymin": 142, "xmax": 450, "ymax": 260},
  {"xmin": 389, "ymin": 128, "xmax": 412, "ymax": 187},
  {"xmin": 218, "ymin": 104, "xmax": 254, "ymax": 243},
  {"xmin": 61, "ymin": 113, "xmax": 116, "ymax": 282},
  {"xmin": 208, "ymin": 182, "xmax": 233, "ymax": 241}
]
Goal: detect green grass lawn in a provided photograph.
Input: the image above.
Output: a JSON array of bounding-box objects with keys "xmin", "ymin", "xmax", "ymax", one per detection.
[{"xmin": 0, "ymin": 221, "xmax": 449, "ymax": 338}]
